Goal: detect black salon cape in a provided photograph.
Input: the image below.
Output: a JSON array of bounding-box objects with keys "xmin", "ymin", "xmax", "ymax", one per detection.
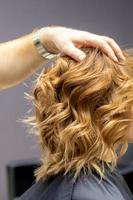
[{"xmin": 18, "ymin": 167, "xmax": 133, "ymax": 200}]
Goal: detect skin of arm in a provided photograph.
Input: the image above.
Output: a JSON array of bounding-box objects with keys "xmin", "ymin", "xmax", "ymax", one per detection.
[
  {"xmin": 0, "ymin": 32, "xmax": 46, "ymax": 90},
  {"xmin": 0, "ymin": 26, "xmax": 125, "ymax": 90}
]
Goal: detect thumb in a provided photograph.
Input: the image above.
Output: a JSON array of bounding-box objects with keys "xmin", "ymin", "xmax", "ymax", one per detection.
[{"xmin": 61, "ymin": 42, "xmax": 86, "ymax": 61}]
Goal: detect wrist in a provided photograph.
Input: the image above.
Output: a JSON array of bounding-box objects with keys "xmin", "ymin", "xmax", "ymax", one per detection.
[
  {"xmin": 32, "ymin": 27, "xmax": 60, "ymax": 61},
  {"xmin": 39, "ymin": 27, "xmax": 60, "ymax": 54}
]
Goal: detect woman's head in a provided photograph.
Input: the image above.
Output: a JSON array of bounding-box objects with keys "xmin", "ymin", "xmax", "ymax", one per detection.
[{"xmin": 27, "ymin": 47, "xmax": 133, "ymax": 182}]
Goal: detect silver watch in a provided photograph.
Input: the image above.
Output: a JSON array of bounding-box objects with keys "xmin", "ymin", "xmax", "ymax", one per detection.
[{"xmin": 32, "ymin": 28, "xmax": 60, "ymax": 60}]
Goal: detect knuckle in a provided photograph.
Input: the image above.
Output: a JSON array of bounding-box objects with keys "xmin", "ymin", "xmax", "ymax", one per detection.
[
  {"xmin": 62, "ymin": 42, "xmax": 69, "ymax": 52},
  {"xmin": 100, "ymin": 35, "xmax": 108, "ymax": 39},
  {"xmin": 100, "ymin": 40, "xmax": 106, "ymax": 47},
  {"xmin": 82, "ymin": 32, "xmax": 93, "ymax": 40},
  {"xmin": 108, "ymin": 37, "xmax": 115, "ymax": 42},
  {"xmin": 116, "ymin": 50, "xmax": 122, "ymax": 55},
  {"xmin": 102, "ymin": 36, "xmax": 115, "ymax": 43}
]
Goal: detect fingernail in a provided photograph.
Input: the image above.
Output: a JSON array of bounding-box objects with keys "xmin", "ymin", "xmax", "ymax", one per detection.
[
  {"xmin": 121, "ymin": 55, "xmax": 126, "ymax": 61},
  {"xmin": 113, "ymin": 56, "xmax": 118, "ymax": 62},
  {"xmin": 79, "ymin": 54, "xmax": 86, "ymax": 61},
  {"xmin": 117, "ymin": 52, "xmax": 126, "ymax": 61}
]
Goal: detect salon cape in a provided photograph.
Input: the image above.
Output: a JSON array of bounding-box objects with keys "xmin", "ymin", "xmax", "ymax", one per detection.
[{"xmin": 19, "ymin": 166, "xmax": 133, "ymax": 200}]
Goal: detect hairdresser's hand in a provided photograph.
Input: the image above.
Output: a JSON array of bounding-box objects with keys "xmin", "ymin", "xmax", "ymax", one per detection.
[{"xmin": 40, "ymin": 26, "xmax": 125, "ymax": 62}]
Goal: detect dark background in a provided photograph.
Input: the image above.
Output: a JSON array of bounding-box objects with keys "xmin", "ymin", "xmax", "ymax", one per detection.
[{"xmin": 0, "ymin": 0, "xmax": 133, "ymax": 199}]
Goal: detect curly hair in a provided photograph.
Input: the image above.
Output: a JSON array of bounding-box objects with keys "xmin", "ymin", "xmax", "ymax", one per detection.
[{"xmin": 25, "ymin": 47, "xmax": 133, "ymax": 182}]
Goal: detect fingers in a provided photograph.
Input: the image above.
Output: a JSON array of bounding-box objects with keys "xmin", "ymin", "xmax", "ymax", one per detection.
[
  {"xmin": 71, "ymin": 31, "xmax": 125, "ymax": 62},
  {"xmin": 101, "ymin": 36, "xmax": 125, "ymax": 61},
  {"xmin": 92, "ymin": 38, "xmax": 119, "ymax": 62},
  {"xmin": 61, "ymin": 42, "xmax": 86, "ymax": 61}
]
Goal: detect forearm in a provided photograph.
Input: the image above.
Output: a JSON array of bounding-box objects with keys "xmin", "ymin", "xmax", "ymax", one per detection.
[{"xmin": 0, "ymin": 31, "xmax": 47, "ymax": 90}]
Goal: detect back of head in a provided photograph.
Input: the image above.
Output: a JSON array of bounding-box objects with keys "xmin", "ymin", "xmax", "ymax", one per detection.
[{"xmin": 27, "ymin": 47, "xmax": 133, "ymax": 182}]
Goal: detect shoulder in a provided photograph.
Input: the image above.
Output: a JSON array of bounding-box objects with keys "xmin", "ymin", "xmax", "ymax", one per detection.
[
  {"xmin": 18, "ymin": 169, "xmax": 133, "ymax": 200},
  {"xmin": 18, "ymin": 174, "xmax": 62, "ymax": 200},
  {"xmin": 18, "ymin": 172, "xmax": 74, "ymax": 200},
  {"xmin": 72, "ymin": 170, "xmax": 132, "ymax": 200}
]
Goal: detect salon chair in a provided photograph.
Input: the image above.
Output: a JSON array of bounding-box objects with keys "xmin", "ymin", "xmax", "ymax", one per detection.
[
  {"xmin": 117, "ymin": 144, "xmax": 133, "ymax": 194},
  {"xmin": 6, "ymin": 158, "xmax": 40, "ymax": 200}
]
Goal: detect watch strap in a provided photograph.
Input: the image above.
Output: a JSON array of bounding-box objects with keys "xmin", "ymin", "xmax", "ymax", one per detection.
[{"xmin": 32, "ymin": 28, "xmax": 59, "ymax": 60}]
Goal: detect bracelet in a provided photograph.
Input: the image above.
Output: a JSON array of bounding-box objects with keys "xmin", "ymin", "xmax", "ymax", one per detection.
[{"xmin": 32, "ymin": 27, "xmax": 60, "ymax": 60}]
